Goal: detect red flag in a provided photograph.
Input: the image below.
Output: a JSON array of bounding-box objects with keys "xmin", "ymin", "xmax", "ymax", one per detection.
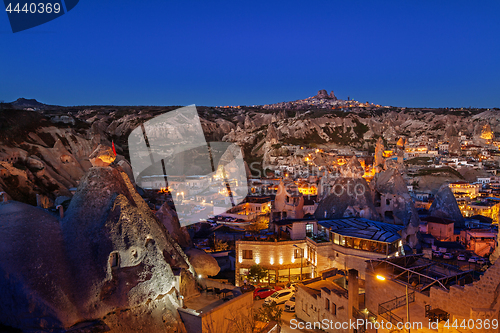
[{"xmin": 112, "ymin": 141, "xmax": 117, "ymax": 156}]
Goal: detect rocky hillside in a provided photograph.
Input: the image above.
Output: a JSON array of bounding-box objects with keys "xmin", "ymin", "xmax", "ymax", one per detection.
[{"xmin": 1, "ymin": 92, "xmax": 499, "ymax": 204}]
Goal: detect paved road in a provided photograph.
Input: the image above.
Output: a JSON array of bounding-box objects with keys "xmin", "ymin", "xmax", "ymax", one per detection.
[{"xmin": 253, "ymin": 299, "xmax": 323, "ymax": 333}]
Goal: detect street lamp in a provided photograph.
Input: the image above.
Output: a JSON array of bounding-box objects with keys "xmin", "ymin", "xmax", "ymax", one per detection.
[
  {"xmin": 293, "ymin": 245, "xmax": 303, "ymax": 282},
  {"xmin": 376, "ymin": 274, "xmax": 410, "ymax": 332}
]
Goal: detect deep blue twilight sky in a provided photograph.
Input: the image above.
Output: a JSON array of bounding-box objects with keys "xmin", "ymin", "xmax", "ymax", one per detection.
[{"xmin": 1, "ymin": 1, "xmax": 499, "ymax": 108}]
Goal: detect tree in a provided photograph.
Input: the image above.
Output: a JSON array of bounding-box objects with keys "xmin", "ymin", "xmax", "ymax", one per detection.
[
  {"xmin": 209, "ymin": 237, "xmax": 229, "ymax": 252},
  {"xmin": 203, "ymin": 306, "xmax": 258, "ymax": 333},
  {"xmin": 214, "ymin": 238, "xmax": 229, "ymax": 251},
  {"xmin": 247, "ymin": 264, "xmax": 268, "ymax": 284},
  {"xmin": 255, "ymin": 302, "xmax": 282, "ymax": 326}
]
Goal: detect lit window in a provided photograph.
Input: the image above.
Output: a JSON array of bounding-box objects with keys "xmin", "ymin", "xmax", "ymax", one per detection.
[
  {"xmin": 242, "ymin": 250, "xmax": 253, "ymax": 259},
  {"xmin": 294, "ymin": 248, "xmax": 303, "ymax": 259}
]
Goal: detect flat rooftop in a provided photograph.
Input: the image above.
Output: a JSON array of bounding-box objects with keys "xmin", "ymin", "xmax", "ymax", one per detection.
[
  {"xmin": 300, "ymin": 275, "xmax": 348, "ymax": 299},
  {"xmin": 184, "ymin": 292, "xmax": 234, "ymax": 314},
  {"xmin": 368, "ymin": 254, "xmax": 480, "ymax": 295}
]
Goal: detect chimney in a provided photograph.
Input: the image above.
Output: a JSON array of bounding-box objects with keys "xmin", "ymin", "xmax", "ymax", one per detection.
[
  {"xmin": 347, "ymin": 269, "xmax": 359, "ymax": 332},
  {"xmin": 36, "ymin": 193, "xmax": 41, "ymax": 207},
  {"xmin": 56, "ymin": 205, "xmax": 64, "ymax": 219}
]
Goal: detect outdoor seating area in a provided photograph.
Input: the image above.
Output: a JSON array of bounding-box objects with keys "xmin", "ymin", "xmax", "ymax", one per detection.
[
  {"xmin": 201, "ymin": 286, "xmax": 237, "ymax": 302},
  {"xmin": 425, "ymin": 305, "xmax": 450, "ymax": 322}
]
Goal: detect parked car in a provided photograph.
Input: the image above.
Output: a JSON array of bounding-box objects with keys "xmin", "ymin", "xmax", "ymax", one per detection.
[
  {"xmin": 457, "ymin": 254, "xmax": 467, "ymax": 261},
  {"xmin": 443, "ymin": 253, "xmax": 453, "ymax": 260},
  {"xmin": 477, "ymin": 258, "xmax": 488, "ymax": 265},
  {"xmin": 468, "ymin": 256, "xmax": 479, "ymax": 263},
  {"xmin": 253, "ymin": 286, "xmax": 282, "ymax": 300},
  {"xmin": 284, "ymin": 294, "xmax": 296, "ymax": 312},
  {"xmin": 432, "ymin": 251, "xmax": 443, "ymax": 258},
  {"xmin": 264, "ymin": 289, "xmax": 294, "ymax": 305}
]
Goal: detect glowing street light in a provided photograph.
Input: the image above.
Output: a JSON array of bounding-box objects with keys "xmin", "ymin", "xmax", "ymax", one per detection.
[{"xmin": 376, "ymin": 274, "xmax": 410, "ymax": 332}]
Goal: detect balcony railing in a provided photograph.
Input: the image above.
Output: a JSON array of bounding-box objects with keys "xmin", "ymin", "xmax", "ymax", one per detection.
[
  {"xmin": 378, "ymin": 305, "xmax": 404, "ymax": 326},
  {"xmin": 378, "ymin": 291, "xmax": 415, "ymax": 313}
]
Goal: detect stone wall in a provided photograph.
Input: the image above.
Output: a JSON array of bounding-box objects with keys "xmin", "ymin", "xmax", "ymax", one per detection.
[{"xmin": 428, "ymin": 260, "xmax": 500, "ymax": 321}]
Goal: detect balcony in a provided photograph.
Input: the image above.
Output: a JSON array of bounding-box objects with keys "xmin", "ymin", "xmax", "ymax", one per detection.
[{"xmin": 306, "ymin": 234, "xmax": 330, "ymax": 244}]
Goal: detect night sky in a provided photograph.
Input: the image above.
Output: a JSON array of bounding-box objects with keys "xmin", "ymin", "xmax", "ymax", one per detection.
[{"xmin": 1, "ymin": 0, "xmax": 499, "ymax": 108}]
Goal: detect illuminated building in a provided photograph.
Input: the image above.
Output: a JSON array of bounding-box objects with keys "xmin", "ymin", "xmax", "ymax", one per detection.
[
  {"xmin": 383, "ymin": 150, "xmax": 394, "ymax": 158},
  {"xmin": 235, "ymin": 217, "xmax": 404, "ymax": 286},
  {"xmin": 449, "ymin": 182, "xmax": 480, "ymax": 200},
  {"xmin": 223, "ymin": 196, "xmax": 272, "ymax": 221},
  {"xmin": 462, "ymin": 198, "xmax": 500, "ymax": 224},
  {"xmin": 460, "ymin": 228, "xmax": 497, "ymax": 256},
  {"xmin": 421, "ymin": 216, "xmax": 455, "ymax": 241},
  {"xmin": 297, "ymin": 182, "xmax": 318, "ymax": 196}
]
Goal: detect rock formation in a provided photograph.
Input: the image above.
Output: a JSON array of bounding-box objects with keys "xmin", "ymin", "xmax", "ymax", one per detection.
[
  {"xmin": 373, "ymin": 168, "xmax": 420, "ymax": 247},
  {"xmin": 317, "ymin": 89, "xmax": 329, "ymax": 99},
  {"xmin": 184, "ymin": 249, "xmax": 220, "ymax": 278},
  {"xmin": 156, "ymin": 202, "xmax": 192, "ymax": 248},
  {"xmin": 266, "ymin": 124, "xmax": 279, "ymax": 145},
  {"xmin": 445, "ymin": 125, "xmax": 458, "ymax": 139},
  {"xmin": 428, "ymin": 184, "xmax": 465, "ymax": 226},
  {"xmin": 449, "ymin": 136, "xmax": 461, "ymax": 154},
  {"xmin": 315, "ymin": 177, "xmax": 377, "ymax": 220},
  {"xmin": 89, "ymin": 144, "xmax": 116, "ymax": 167},
  {"xmin": 244, "ymin": 114, "xmax": 255, "ymax": 130},
  {"xmin": 0, "ymin": 166, "xmax": 198, "ymax": 332},
  {"xmin": 374, "ymin": 137, "xmax": 385, "ymax": 169},
  {"xmin": 0, "ymin": 201, "xmax": 78, "ymax": 331},
  {"xmin": 340, "ymin": 156, "xmax": 364, "ymax": 178}
]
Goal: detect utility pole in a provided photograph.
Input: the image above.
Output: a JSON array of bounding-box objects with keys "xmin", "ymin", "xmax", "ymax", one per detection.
[
  {"xmin": 293, "ymin": 245, "xmax": 304, "ymax": 281},
  {"xmin": 406, "ymin": 284, "xmax": 410, "ymax": 333},
  {"xmin": 300, "ymin": 248, "xmax": 303, "ymax": 281}
]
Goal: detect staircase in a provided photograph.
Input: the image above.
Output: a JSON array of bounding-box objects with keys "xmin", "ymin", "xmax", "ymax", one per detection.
[{"xmin": 378, "ymin": 291, "xmax": 415, "ymax": 325}]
